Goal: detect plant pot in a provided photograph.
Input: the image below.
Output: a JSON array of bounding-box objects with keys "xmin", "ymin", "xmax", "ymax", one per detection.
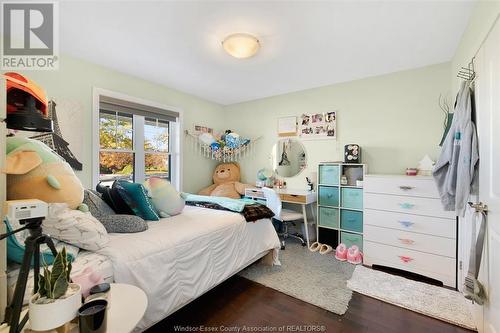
[{"xmin": 29, "ymin": 283, "xmax": 82, "ymax": 331}]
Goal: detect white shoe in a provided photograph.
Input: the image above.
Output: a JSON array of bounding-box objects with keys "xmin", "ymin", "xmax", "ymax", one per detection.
[
  {"xmin": 309, "ymin": 241, "xmax": 321, "ymax": 252},
  {"xmin": 319, "ymin": 244, "xmax": 333, "ymax": 255}
]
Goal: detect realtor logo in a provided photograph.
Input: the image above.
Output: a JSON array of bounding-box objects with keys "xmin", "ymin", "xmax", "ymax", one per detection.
[{"xmin": 1, "ymin": 1, "xmax": 59, "ymax": 70}]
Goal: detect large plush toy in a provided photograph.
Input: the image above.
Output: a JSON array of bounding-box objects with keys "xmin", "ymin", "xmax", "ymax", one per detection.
[
  {"xmin": 5, "ymin": 136, "xmax": 84, "ymax": 209},
  {"xmin": 198, "ymin": 163, "xmax": 252, "ymax": 199}
]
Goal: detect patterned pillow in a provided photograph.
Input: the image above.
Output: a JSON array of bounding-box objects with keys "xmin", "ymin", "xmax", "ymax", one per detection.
[
  {"xmin": 84, "ymin": 190, "xmax": 115, "ymax": 215},
  {"xmin": 43, "ymin": 203, "xmax": 109, "ymax": 251},
  {"xmin": 94, "ymin": 215, "xmax": 148, "ymax": 233},
  {"xmin": 83, "ymin": 190, "xmax": 148, "ymax": 233},
  {"xmin": 114, "ymin": 180, "xmax": 160, "ymax": 221}
]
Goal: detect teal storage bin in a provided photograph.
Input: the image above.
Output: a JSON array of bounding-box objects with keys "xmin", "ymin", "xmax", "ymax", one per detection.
[
  {"xmin": 318, "ymin": 186, "xmax": 339, "ymax": 207},
  {"xmin": 319, "ymin": 207, "xmax": 339, "ymax": 229},
  {"xmin": 341, "ymin": 231, "xmax": 363, "ymax": 251},
  {"xmin": 341, "ymin": 188, "xmax": 363, "ymax": 209},
  {"xmin": 340, "ymin": 209, "xmax": 363, "ymax": 233},
  {"xmin": 319, "ymin": 164, "xmax": 340, "ymax": 185}
]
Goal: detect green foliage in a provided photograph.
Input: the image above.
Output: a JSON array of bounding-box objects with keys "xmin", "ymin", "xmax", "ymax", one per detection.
[
  {"xmin": 38, "ymin": 247, "xmax": 72, "ymax": 300},
  {"xmin": 98, "ymin": 112, "xmax": 169, "ymax": 177}
]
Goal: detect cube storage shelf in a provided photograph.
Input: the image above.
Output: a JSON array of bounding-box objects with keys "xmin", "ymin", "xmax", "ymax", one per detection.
[{"xmin": 317, "ymin": 162, "xmax": 366, "ymax": 250}]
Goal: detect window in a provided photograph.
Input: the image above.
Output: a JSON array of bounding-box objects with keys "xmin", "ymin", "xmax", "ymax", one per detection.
[
  {"xmin": 144, "ymin": 117, "xmax": 170, "ymax": 180},
  {"xmin": 94, "ymin": 91, "xmax": 180, "ymax": 188},
  {"xmin": 99, "ymin": 111, "xmax": 135, "ymax": 185}
]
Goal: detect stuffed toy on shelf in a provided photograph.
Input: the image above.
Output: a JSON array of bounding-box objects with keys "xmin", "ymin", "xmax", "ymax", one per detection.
[
  {"xmin": 4, "ymin": 136, "xmax": 85, "ymax": 210},
  {"xmin": 198, "ymin": 162, "xmax": 252, "ymax": 199}
]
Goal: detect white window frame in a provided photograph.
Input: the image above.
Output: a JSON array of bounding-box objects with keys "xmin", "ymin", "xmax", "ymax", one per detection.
[{"xmin": 92, "ymin": 88, "xmax": 183, "ymax": 190}]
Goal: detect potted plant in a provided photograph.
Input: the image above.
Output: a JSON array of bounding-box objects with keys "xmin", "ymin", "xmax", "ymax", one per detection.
[{"xmin": 29, "ymin": 248, "xmax": 82, "ymax": 331}]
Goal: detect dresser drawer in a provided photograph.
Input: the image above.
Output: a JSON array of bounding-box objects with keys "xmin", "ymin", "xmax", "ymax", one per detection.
[
  {"xmin": 341, "ymin": 231, "xmax": 363, "ymax": 251},
  {"xmin": 280, "ymin": 193, "xmax": 306, "ymax": 204},
  {"xmin": 364, "ymin": 225, "xmax": 456, "ymax": 257},
  {"xmin": 245, "ymin": 188, "xmax": 265, "ymax": 199},
  {"xmin": 364, "ymin": 193, "xmax": 455, "ymax": 219},
  {"xmin": 341, "ymin": 188, "xmax": 363, "ymax": 209},
  {"xmin": 318, "ymin": 207, "xmax": 339, "ymax": 228},
  {"xmin": 364, "ymin": 209, "xmax": 456, "ymax": 238},
  {"xmin": 318, "ymin": 186, "xmax": 339, "ymax": 207},
  {"xmin": 319, "ymin": 165, "xmax": 340, "ymax": 185},
  {"xmin": 364, "ymin": 176, "xmax": 439, "ymax": 198},
  {"xmin": 363, "ymin": 241, "xmax": 456, "ymax": 287},
  {"xmin": 340, "ymin": 209, "xmax": 363, "ymax": 233}
]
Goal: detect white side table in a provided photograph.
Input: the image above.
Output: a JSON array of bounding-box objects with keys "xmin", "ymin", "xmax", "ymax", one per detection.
[
  {"xmin": 17, "ymin": 283, "xmax": 148, "ymax": 333},
  {"xmin": 104, "ymin": 283, "xmax": 148, "ymax": 333}
]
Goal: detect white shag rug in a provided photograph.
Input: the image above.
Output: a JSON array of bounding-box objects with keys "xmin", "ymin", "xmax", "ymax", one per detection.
[
  {"xmin": 239, "ymin": 242, "xmax": 355, "ymax": 315},
  {"xmin": 347, "ymin": 265, "xmax": 476, "ymax": 331}
]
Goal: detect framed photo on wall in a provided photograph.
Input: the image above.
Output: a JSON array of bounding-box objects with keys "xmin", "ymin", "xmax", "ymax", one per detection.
[
  {"xmin": 299, "ymin": 111, "xmax": 336, "ymax": 139},
  {"xmin": 194, "ymin": 125, "xmax": 214, "ymax": 135},
  {"xmin": 277, "ymin": 116, "xmax": 297, "ymax": 137}
]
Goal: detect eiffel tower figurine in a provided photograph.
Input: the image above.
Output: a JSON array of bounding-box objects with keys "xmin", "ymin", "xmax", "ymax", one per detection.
[{"xmin": 31, "ymin": 100, "xmax": 83, "ymax": 170}]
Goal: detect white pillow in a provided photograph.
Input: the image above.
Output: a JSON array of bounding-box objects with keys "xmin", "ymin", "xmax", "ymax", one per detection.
[{"xmin": 43, "ymin": 204, "xmax": 109, "ymax": 251}]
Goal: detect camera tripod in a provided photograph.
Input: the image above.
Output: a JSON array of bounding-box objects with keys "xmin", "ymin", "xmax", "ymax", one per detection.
[{"xmin": 0, "ymin": 217, "xmax": 57, "ymax": 333}]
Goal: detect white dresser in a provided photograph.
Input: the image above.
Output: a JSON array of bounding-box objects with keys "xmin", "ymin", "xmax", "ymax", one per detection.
[{"xmin": 363, "ymin": 175, "xmax": 457, "ymax": 288}]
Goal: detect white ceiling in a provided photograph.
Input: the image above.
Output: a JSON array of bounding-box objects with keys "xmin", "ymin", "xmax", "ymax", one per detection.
[{"xmin": 60, "ymin": 1, "xmax": 475, "ymax": 105}]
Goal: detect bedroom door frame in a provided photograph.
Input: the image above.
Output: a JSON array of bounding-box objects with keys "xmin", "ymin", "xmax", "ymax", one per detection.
[
  {"xmin": 92, "ymin": 88, "xmax": 184, "ymax": 191},
  {"xmin": 474, "ymin": 16, "xmax": 500, "ymax": 333}
]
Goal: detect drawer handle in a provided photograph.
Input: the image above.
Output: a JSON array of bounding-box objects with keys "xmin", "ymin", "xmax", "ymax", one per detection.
[
  {"xmin": 399, "ymin": 255, "xmax": 414, "ymax": 263},
  {"xmin": 327, "ymin": 194, "xmax": 333, "ymax": 198},
  {"xmin": 399, "ymin": 185, "xmax": 415, "ymax": 190},
  {"xmin": 398, "ymin": 238, "xmax": 415, "ymax": 245},
  {"xmin": 399, "ymin": 203, "xmax": 415, "ymax": 209},
  {"xmin": 398, "ymin": 220, "xmax": 414, "ymax": 228}
]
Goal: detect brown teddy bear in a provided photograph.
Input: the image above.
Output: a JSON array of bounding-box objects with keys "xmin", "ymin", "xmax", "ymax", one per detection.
[{"xmin": 198, "ymin": 163, "xmax": 252, "ymax": 199}]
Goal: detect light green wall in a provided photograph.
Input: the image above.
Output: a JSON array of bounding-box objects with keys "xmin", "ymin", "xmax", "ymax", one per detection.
[
  {"xmin": 451, "ymin": 0, "xmax": 500, "ymax": 92},
  {"xmin": 8, "ymin": 48, "xmax": 456, "ymax": 193},
  {"xmin": 11, "ymin": 55, "xmax": 224, "ymax": 192},
  {"xmin": 223, "ymin": 63, "xmax": 451, "ymax": 189}
]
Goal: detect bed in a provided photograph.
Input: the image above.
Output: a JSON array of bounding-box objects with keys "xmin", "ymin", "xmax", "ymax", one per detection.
[{"xmin": 97, "ymin": 205, "xmax": 281, "ymax": 332}]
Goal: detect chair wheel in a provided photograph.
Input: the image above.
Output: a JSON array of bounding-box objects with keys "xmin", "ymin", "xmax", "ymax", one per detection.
[
  {"xmin": 281, "ymin": 245, "xmax": 286, "ymax": 250},
  {"xmin": 301, "ymin": 242, "xmax": 307, "ymax": 247}
]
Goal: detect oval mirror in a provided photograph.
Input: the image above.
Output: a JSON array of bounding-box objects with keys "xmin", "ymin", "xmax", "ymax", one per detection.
[{"xmin": 271, "ymin": 139, "xmax": 307, "ymax": 178}]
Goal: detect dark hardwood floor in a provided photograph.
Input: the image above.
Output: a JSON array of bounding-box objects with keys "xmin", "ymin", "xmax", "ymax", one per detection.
[{"xmin": 146, "ymin": 275, "xmax": 474, "ymax": 333}]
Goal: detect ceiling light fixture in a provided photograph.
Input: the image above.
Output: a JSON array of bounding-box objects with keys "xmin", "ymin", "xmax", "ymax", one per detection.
[{"xmin": 222, "ymin": 33, "xmax": 260, "ymax": 59}]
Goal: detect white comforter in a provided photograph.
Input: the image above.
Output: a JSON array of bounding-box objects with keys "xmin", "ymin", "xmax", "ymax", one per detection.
[{"xmin": 98, "ymin": 205, "xmax": 281, "ymax": 331}]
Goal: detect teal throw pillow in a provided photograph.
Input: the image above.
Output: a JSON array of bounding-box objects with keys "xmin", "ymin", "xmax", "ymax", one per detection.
[{"xmin": 114, "ymin": 180, "xmax": 160, "ymax": 221}]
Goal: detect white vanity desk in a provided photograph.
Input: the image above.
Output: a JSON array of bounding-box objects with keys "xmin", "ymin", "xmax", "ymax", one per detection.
[{"xmin": 244, "ymin": 188, "xmax": 316, "ymax": 246}]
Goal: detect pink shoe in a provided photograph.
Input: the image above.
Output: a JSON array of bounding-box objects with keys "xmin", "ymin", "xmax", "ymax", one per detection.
[
  {"xmin": 335, "ymin": 243, "xmax": 347, "ymax": 261},
  {"xmin": 347, "ymin": 245, "xmax": 363, "ymax": 265}
]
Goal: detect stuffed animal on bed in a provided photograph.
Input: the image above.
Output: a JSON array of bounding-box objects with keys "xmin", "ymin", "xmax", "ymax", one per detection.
[
  {"xmin": 144, "ymin": 177, "xmax": 186, "ymax": 217},
  {"xmin": 4, "ymin": 136, "xmax": 85, "ymax": 209},
  {"xmin": 198, "ymin": 162, "xmax": 252, "ymax": 199}
]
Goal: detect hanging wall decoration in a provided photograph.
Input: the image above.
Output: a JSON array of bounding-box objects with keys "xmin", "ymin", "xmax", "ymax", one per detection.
[{"xmin": 299, "ymin": 111, "xmax": 337, "ymax": 139}]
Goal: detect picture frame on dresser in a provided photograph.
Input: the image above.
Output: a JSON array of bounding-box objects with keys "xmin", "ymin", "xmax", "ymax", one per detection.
[
  {"xmin": 363, "ymin": 174, "xmax": 458, "ymax": 288},
  {"xmin": 317, "ymin": 162, "xmax": 366, "ymax": 251}
]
